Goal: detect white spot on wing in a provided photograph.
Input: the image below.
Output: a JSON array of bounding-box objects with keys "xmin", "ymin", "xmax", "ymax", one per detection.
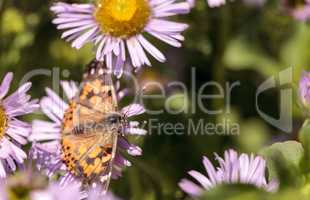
[{"xmin": 98, "ymin": 68, "xmax": 104, "ymax": 75}]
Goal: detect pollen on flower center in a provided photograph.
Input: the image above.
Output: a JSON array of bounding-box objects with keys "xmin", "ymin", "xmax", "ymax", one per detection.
[
  {"xmin": 0, "ymin": 106, "xmax": 7, "ymax": 139},
  {"xmin": 95, "ymin": 0, "xmax": 151, "ymax": 38},
  {"xmin": 110, "ymin": 0, "xmax": 137, "ymax": 21}
]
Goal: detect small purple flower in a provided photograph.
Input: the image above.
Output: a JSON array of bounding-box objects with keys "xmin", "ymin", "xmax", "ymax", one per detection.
[
  {"xmin": 187, "ymin": 0, "xmax": 196, "ymax": 8},
  {"xmin": 30, "ymin": 80, "xmax": 146, "ymax": 189},
  {"xmin": 283, "ymin": 0, "xmax": 310, "ymax": 21},
  {"xmin": 31, "ymin": 184, "xmax": 121, "ymax": 200},
  {"xmin": 179, "ymin": 149, "xmax": 278, "ymax": 197},
  {"xmin": 31, "ymin": 182, "xmax": 82, "ymax": 200},
  {"xmin": 50, "ymin": 0, "xmax": 190, "ymax": 76},
  {"xmin": 88, "ymin": 187, "xmax": 122, "ymax": 200},
  {"xmin": 0, "ymin": 72, "xmax": 39, "ymax": 179},
  {"xmin": 299, "ymin": 72, "xmax": 310, "ymax": 109},
  {"xmin": 0, "ymin": 173, "xmax": 121, "ymax": 200},
  {"xmin": 0, "ymin": 180, "xmax": 7, "ymax": 200}
]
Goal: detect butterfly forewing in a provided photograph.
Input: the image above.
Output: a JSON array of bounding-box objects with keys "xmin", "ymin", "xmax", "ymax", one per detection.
[{"xmin": 61, "ymin": 60, "xmax": 120, "ymax": 191}]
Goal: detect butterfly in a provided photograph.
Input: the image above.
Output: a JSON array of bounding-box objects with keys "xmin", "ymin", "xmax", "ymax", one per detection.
[{"xmin": 60, "ymin": 60, "xmax": 127, "ymax": 192}]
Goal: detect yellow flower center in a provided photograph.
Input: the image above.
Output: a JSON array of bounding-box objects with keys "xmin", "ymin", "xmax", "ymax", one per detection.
[
  {"xmin": 0, "ymin": 106, "xmax": 7, "ymax": 139},
  {"xmin": 95, "ymin": 0, "xmax": 151, "ymax": 38}
]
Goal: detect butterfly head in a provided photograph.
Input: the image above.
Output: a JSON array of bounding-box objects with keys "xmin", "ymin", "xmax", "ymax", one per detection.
[{"xmin": 104, "ymin": 112, "xmax": 128, "ymax": 135}]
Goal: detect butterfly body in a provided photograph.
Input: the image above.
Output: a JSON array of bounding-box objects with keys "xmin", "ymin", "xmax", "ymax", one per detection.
[{"xmin": 60, "ymin": 60, "xmax": 126, "ymax": 189}]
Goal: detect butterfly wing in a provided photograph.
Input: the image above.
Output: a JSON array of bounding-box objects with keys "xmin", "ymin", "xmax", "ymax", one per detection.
[
  {"xmin": 79, "ymin": 60, "xmax": 117, "ymax": 113},
  {"xmin": 61, "ymin": 132, "xmax": 117, "ymax": 186},
  {"xmin": 61, "ymin": 60, "xmax": 119, "ymax": 190}
]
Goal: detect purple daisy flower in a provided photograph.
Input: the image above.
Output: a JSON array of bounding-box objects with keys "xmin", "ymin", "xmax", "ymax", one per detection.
[
  {"xmin": 88, "ymin": 187, "xmax": 122, "ymax": 200},
  {"xmin": 283, "ymin": 0, "xmax": 310, "ymax": 21},
  {"xmin": 29, "ymin": 80, "xmax": 146, "ymax": 189},
  {"xmin": 299, "ymin": 71, "xmax": 310, "ymax": 109},
  {"xmin": 31, "ymin": 184, "xmax": 121, "ymax": 200},
  {"xmin": 50, "ymin": 0, "xmax": 190, "ymax": 76},
  {"xmin": 187, "ymin": 0, "xmax": 196, "ymax": 8},
  {"xmin": 32, "ymin": 185, "xmax": 121, "ymax": 200},
  {"xmin": 0, "ymin": 165, "xmax": 121, "ymax": 200},
  {"xmin": 31, "ymin": 183, "xmax": 122, "ymax": 200},
  {"xmin": 31, "ymin": 182, "xmax": 82, "ymax": 200},
  {"xmin": 0, "ymin": 72, "xmax": 39, "ymax": 179},
  {"xmin": 0, "ymin": 180, "xmax": 7, "ymax": 200},
  {"xmin": 179, "ymin": 149, "xmax": 278, "ymax": 197}
]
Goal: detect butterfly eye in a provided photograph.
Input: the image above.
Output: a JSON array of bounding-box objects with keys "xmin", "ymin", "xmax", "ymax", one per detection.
[{"xmin": 107, "ymin": 114, "xmax": 122, "ymax": 125}]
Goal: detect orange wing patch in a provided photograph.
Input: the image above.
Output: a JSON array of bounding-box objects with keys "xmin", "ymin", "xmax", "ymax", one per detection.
[
  {"xmin": 61, "ymin": 135, "xmax": 114, "ymax": 180},
  {"xmin": 79, "ymin": 79, "xmax": 117, "ymax": 113},
  {"xmin": 62, "ymin": 102, "xmax": 76, "ymax": 133}
]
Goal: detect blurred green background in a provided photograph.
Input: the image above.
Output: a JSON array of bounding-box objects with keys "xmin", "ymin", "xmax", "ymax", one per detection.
[{"xmin": 0, "ymin": 0, "xmax": 309, "ymax": 199}]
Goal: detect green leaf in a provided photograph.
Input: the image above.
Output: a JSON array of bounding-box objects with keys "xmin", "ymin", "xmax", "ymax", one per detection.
[
  {"xmin": 196, "ymin": 184, "xmax": 310, "ymax": 200},
  {"xmin": 260, "ymin": 141, "xmax": 304, "ymax": 187},
  {"xmin": 299, "ymin": 120, "xmax": 310, "ymax": 174},
  {"xmin": 268, "ymin": 188, "xmax": 309, "ymax": 200}
]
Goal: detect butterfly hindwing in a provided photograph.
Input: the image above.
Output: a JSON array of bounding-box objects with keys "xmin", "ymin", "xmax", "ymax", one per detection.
[{"xmin": 61, "ymin": 130, "xmax": 117, "ymax": 184}]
